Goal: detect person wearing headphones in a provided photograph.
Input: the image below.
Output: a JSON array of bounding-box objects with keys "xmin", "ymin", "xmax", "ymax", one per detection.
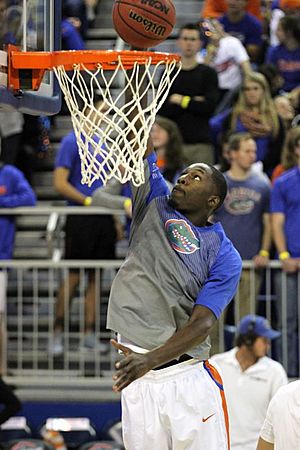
[{"xmin": 211, "ymin": 315, "xmax": 287, "ymax": 450}]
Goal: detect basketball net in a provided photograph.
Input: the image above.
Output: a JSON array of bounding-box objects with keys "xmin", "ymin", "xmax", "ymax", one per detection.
[{"xmin": 53, "ymin": 55, "xmax": 181, "ymax": 186}]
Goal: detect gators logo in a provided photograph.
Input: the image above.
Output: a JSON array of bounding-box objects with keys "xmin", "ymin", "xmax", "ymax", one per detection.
[{"xmin": 165, "ymin": 219, "xmax": 200, "ymax": 254}]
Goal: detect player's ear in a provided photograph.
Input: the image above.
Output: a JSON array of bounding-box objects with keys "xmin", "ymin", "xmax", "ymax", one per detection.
[{"xmin": 208, "ymin": 195, "xmax": 220, "ymax": 211}]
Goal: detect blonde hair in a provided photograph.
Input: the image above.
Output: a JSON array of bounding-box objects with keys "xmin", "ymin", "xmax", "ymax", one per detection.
[
  {"xmin": 281, "ymin": 126, "xmax": 300, "ymax": 169},
  {"xmin": 230, "ymin": 72, "xmax": 280, "ymax": 138}
]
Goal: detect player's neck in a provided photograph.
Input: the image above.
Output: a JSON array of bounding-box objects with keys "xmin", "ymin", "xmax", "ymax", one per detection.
[
  {"xmin": 236, "ymin": 346, "xmax": 259, "ymax": 371},
  {"xmin": 285, "ymin": 38, "xmax": 299, "ymax": 51},
  {"xmin": 181, "ymin": 56, "xmax": 198, "ymax": 70},
  {"xmin": 228, "ymin": 165, "xmax": 251, "ymax": 180}
]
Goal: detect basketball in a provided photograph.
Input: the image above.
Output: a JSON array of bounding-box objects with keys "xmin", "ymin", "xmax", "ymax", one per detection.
[{"xmin": 112, "ymin": 0, "xmax": 176, "ymax": 49}]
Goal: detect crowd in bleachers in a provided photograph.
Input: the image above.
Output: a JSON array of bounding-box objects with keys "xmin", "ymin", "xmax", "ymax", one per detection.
[{"xmin": 1, "ymin": 0, "xmax": 300, "ymax": 449}]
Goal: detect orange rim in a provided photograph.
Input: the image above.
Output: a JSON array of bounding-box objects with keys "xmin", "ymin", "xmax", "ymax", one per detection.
[{"xmin": 9, "ymin": 47, "xmax": 180, "ymax": 71}]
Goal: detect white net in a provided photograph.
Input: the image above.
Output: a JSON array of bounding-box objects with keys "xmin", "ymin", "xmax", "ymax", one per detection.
[{"xmin": 53, "ymin": 54, "xmax": 181, "ymax": 187}]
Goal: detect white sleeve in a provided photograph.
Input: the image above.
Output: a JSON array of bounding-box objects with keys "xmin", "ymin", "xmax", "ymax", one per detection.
[{"xmin": 260, "ymin": 399, "xmax": 275, "ymax": 444}]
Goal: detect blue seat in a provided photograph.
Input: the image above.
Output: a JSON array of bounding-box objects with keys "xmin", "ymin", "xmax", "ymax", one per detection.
[{"xmin": 0, "ymin": 417, "xmax": 32, "ymax": 442}]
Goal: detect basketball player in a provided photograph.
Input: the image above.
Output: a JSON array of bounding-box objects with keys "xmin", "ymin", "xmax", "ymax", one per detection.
[{"xmin": 107, "ymin": 81, "xmax": 242, "ymax": 448}]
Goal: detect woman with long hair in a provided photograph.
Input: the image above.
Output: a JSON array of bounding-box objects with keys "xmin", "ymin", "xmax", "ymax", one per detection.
[
  {"xmin": 150, "ymin": 116, "xmax": 184, "ymax": 184},
  {"xmin": 210, "ymin": 71, "xmax": 285, "ymax": 175},
  {"xmin": 272, "ymin": 125, "xmax": 300, "ymax": 182}
]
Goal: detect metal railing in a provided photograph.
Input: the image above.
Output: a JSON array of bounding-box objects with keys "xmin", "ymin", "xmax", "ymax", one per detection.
[{"xmin": 1, "ymin": 207, "xmax": 299, "ymax": 391}]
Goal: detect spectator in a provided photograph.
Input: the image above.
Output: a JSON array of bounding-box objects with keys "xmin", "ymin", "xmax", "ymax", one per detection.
[
  {"xmin": 200, "ymin": 19, "xmax": 251, "ymax": 101},
  {"xmin": 219, "ymin": 0, "xmax": 263, "ymax": 63},
  {"xmin": 0, "ymin": 160, "xmax": 36, "ymax": 372},
  {"xmin": 61, "ymin": 1, "xmax": 86, "ymax": 51},
  {"xmin": 0, "ymin": 376, "xmax": 22, "ymax": 426},
  {"xmin": 257, "ymin": 380, "xmax": 300, "ymax": 450},
  {"xmin": 212, "ymin": 314, "xmax": 287, "ymax": 450},
  {"xmin": 49, "ymin": 96, "xmax": 117, "ymax": 356},
  {"xmin": 150, "ymin": 116, "xmax": 184, "ymax": 184},
  {"xmin": 266, "ymin": 15, "xmax": 300, "ymax": 92},
  {"xmin": 271, "ymin": 125, "xmax": 300, "ymax": 182},
  {"xmin": 201, "ymin": 0, "xmax": 262, "ymax": 20},
  {"xmin": 258, "ymin": 63, "xmax": 284, "ymax": 97},
  {"xmin": 159, "ymin": 23, "xmax": 219, "ymax": 166},
  {"xmin": 213, "ymin": 132, "xmax": 271, "ymax": 321},
  {"xmin": 271, "ymin": 139, "xmax": 300, "ymax": 377},
  {"xmin": 210, "ymin": 71, "xmax": 285, "ymax": 175}
]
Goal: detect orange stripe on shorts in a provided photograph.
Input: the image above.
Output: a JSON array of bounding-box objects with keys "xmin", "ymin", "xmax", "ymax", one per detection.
[{"xmin": 204, "ymin": 360, "xmax": 230, "ymax": 450}]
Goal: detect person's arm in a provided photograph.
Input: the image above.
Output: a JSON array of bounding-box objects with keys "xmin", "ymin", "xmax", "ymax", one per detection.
[
  {"xmin": 240, "ymin": 60, "xmax": 252, "ymax": 76},
  {"xmin": 168, "ymin": 69, "xmax": 219, "ymax": 116},
  {"xmin": 271, "ymin": 212, "xmax": 299, "ymax": 273},
  {"xmin": 53, "ymin": 167, "xmax": 87, "ymax": 205},
  {"xmin": 111, "ymin": 304, "xmax": 216, "ymax": 392},
  {"xmin": 257, "ymin": 438, "xmax": 274, "ymax": 450},
  {"xmin": 91, "ymin": 181, "xmax": 132, "ymax": 217},
  {"xmin": 0, "ymin": 167, "xmax": 36, "ymax": 208},
  {"xmin": 253, "ymin": 212, "xmax": 271, "ymax": 268}
]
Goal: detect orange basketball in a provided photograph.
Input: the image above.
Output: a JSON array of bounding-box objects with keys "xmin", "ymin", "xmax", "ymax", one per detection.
[{"xmin": 112, "ymin": 0, "xmax": 176, "ymax": 49}]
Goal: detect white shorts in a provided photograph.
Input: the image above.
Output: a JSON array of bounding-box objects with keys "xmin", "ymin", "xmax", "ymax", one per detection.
[
  {"xmin": 121, "ymin": 359, "xmax": 230, "ymax": 450},
  {"xmin": 0, "ymin": 271, "xmax": 7, "ymax": 313}
]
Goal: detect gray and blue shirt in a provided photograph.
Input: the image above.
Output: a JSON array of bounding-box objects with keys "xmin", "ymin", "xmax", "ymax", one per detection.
[{"xmin": 107, "ymin": 153, "xmax": 242, "ymax": 360}]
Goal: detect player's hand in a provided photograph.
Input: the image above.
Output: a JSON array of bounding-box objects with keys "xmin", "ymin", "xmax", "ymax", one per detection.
[
  {"xmin": 111, "ymin": 339, "xmax": 152, "ymax": 392},
  {"xmin": 282, "ymin": 257, "xmax": 300, "ymax": 273},
  {"xmin": 253, "ymin": 254, "xmax": 269, "ymax": 268}
]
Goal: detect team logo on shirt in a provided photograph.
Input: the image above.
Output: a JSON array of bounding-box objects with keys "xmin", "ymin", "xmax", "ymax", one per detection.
[
  {"xmin": 224, "ymin": 187, "xmax": 261, "ymax": 215},
  {"xmin": 165, "ymin": 219, "xmax": 200, "ymax": 254}
]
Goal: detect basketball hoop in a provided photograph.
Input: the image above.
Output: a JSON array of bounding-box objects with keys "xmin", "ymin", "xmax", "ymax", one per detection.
[{"xmin": 8, "ymin": 47, "xmax": 181, "ymax": 186}]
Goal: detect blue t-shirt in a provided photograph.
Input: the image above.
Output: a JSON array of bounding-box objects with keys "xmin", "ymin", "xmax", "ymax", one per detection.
[
  {"xmin": 55, "ymin": 131, "xmax": 104, "ymax": 205},
  {"xmin": 266, "ymin": 44, "xmax": 300, "ymax": 92},
  {"xmin": 270, "ymin": 167, "xmax": 300, "ymax": 257},
  {"xmin": 219, "ymin": 13, "xmax": 263, "ymax": 47},
  {"xmin": 0, "ymin": 165, "xmax": 36, "ymax": 259},
  {"xmin": 214, "ymin": 173, "xmax": 270, "ymax": 259},
  {"xmin": 61, "ymin": 19, "xmax": 85, "ymax": 50}
]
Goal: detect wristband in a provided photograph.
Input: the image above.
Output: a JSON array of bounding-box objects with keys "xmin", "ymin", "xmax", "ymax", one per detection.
[
  {"xmin": 83, "ymin": 196, "xmax": 92, "ymax": 206},
  {"xmin": 181, "ymin": 96, "xmax": 191, "ymax": 109},
  {"xmin": 279, "ymin": 251, "xmax": 290, "ymax": 261},
  {"xmin": 259, "ymin": 250, "xmax": 269, "ymax": 257},
  {"xmin": 123, "ymin": 198, "xmax": 132, "ymax": 210}
]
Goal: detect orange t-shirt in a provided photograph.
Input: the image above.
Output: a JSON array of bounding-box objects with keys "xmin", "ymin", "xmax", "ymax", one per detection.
[{"xmin": 201, "ymin": 0, "xmax": 262, "ymax": 20}]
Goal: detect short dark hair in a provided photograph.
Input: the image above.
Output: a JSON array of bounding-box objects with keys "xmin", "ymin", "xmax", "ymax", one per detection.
[
  {"xmin": 228, "ymin": 132, "xmax": 253, "ymax": 151},
  {"xmin": 208, "ymin": 164, "xmax": 228, "ymax": 211},
  {"xmin": 280, "ymin": 15, "xmax": 300, "ymax": 43},
  {"xmin": 179, "ymin": 23, "xmax": 201, "ymax": 38},
  {"xmin": 235, "ymin": 333, "xmax": 258, "ymax": 348}
]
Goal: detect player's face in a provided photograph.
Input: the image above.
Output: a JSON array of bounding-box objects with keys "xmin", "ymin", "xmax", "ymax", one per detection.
[
  {"xmin": 251, "ymin": 336, "xmax": 270, "ymax": 358},
  {"xmin": 177, "ymin": 29, "xmax": 201, "ymax": 58},
  {"xmin": 230, "ymin": 139, "xmax": 257, "ymax": 170},
  {"xmin": 227, "ymin": 0, "xmax": 247, "ymax": 13},
  {"xmin": 169, "ymin": 163, "xmax": 218, "ymax": 214},
  {"xmin": 151, "ymin": 123, "xmax": 169, "ymax": 150},
  {"xmin": 243, "ymin": 81, "xmax": 264, "ymax": 107}
]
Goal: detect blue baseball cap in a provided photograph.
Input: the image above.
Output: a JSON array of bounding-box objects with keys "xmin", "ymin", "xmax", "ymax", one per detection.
[{"xmin": 237, "ymin": 314, "xmax": 281, "ymax": 340}]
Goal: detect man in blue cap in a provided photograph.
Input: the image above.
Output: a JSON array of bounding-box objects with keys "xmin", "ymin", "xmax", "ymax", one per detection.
[{"xmin": 211, "ymin": 315, "xmax": 288, "ymax": 450}]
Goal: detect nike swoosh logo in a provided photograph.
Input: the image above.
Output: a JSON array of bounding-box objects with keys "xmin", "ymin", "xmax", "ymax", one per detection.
[{"xmin": 202, "ymin": 413, "xmax": 215, "ymax": 422}]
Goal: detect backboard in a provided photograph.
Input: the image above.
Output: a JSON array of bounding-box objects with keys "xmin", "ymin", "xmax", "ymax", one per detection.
[{"xmin": 0, "ymin": 0, "xmax": 61, "ymax": 115}]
